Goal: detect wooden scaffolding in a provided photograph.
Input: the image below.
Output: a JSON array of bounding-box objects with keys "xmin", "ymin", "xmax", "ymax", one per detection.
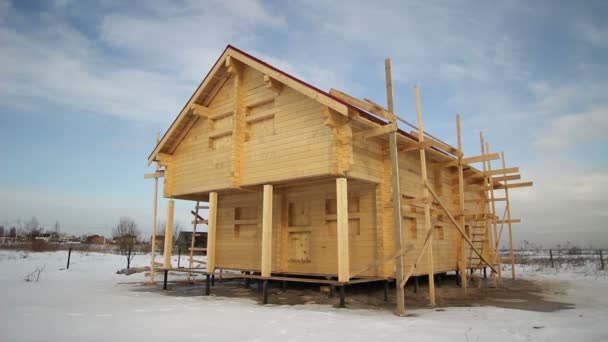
[{"xmin": 144, "ymin": 46, "xmax": 533, "ymax": 315}]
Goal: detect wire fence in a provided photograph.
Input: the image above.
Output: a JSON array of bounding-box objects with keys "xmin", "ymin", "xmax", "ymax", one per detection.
[{"xmin": 500, "ymin": 249, "xmax": 605, "ymax": 270}]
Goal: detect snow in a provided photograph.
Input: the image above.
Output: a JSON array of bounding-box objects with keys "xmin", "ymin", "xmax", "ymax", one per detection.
[{"xmin": 1, "ymin": 250, "xmax": 607, "ymax": 341}]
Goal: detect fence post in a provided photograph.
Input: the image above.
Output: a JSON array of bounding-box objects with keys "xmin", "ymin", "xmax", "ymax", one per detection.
[
  {"xmin": 178, "ymin": 247, "xmax": 181, "ymax": 268},
  {"xmin": 550, "ymin": 249, "xmax": 554, "ymax": 268},
  {"xmin": 127, "ymin": 248, "xmax": 131, "ymax": 269},
  {"xmin": 600, "ymin": 250, "xmax": 605, "ymax": 271},
  {"xmin": 66, "ymin": 248, "xmax": 72, "ymax": 269}
]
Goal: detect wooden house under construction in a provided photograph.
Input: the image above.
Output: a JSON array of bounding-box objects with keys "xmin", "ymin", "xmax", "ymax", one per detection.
[{"xmin": 146, "ymin": 45, "xmax": 532, "ymax": 313}]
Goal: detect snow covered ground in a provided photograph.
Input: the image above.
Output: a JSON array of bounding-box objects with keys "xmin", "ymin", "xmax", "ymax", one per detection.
[{"xmin": 1, "ymin": 250, "xmax": 607, "ymax": 341}]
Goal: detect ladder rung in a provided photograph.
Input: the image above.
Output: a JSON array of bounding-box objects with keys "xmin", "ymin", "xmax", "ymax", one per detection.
[
  {"xmin": 489, "ymin": 197, "xmax": 506, "ymax": 201},
  {"xmin": 197, "ymin": 206, "xmax": 209, "ymax": 209},
  {"xmin": 189, "ymin": 247, "xmax": 207, "ymax": 251},
  {"xmin": 191, "ymin": 219, "xmax": 208, "ymax": 225}
]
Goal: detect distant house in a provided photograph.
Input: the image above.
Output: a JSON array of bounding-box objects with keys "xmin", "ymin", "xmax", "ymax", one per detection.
[
  {"xmin": 85, "ymin": 235, "xmax": 106, "ymax": 244},
  {"xmin": 35, "ymin": 233, "xmax": 52, "ymax": 242}
]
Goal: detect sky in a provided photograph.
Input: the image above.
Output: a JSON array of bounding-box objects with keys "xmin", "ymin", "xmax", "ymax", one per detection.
[{"xmin": 0, "ymin": 0, "xmax": 606, "ymax": 248}]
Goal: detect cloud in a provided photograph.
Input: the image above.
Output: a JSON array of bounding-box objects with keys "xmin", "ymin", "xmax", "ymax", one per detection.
[
  {"xmin": 0, "ymin": 0, "xmax": 286, "ymax": 124},
  {"xmin": 509, "ymin": 159, "xmax": 608, "ymax": 247},
  {"xmin": 534, "ymin": 107, "xmax": 608, "ymax": 150}
]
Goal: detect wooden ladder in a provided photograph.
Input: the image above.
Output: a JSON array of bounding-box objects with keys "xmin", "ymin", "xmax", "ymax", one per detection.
[
  {"xmin": 187, "ymin": 201, "xmax": 208, "ymax": 281},
  {"xmin": 467, "ymin": 221, "xmax": 487, "ymax": 268}
]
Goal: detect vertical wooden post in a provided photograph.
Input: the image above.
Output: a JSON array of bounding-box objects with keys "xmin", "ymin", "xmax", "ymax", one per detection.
[
  {"xmin": 480, "ymin": 132, "xmax": 497, "ymax": 287},
  {"xmin": 66, "ymin": 248, "xmax": 72, "ymax": 270},
  {"xmin": 150, "ymin": 133, "xmax": 160, "ymax": 282},
  {"xmin": 188, "ymin": 200, "xmax": 199, "ymax": 281},
  {"xmin": 336, "ymin": 177, "xmax": 350, "ymax": 283},
  {"xmin": 486, "ymin": 141, "xmax": 502, "ymax": 286},
  {"xmin": 501, "ymin": 152, "xmax": 516, "ymax": 279},
  {"xmin": 600, "ymin": 250, "xmax": 605, "ymax": 270},
  {"xmin": 456, "ymin": 114, "xmax": 467, "ymax": 292},
  {"xmin": 207, "ymin": 192, "xmax": 218, "ymax": 273},
  {"xmin": 385, "ymin": 58, "xmax": 405, "ymax": 316},
  {"xmin": 414, "ymin": 85, "xmax": 435, "ymax": 306},
  {"xmin": 163, "ymin": 269, "xmax": 168, "ymax": 290},
  {"xmin": 261, "ymin": 185, "xmax": 274, "ymax": 278},
  {"xmin": 163, "ymin": 199, "xmax": 175, "ymax": 269},
  {"xmin": 550, "ymin": 249, "xmax": 554, "ymax": 268}
]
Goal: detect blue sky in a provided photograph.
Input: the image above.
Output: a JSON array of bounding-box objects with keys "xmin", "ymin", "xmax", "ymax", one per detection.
[{"xmin": 1, "ymin": 0, "xmax": 607, "ymax": 247}]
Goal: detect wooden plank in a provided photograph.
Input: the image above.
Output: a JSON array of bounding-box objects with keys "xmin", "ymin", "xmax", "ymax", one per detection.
[
  {"xmin": 353, "ymin": 122, "xmax": 397, "ymax": 140},
  {"xmin": 336, "ymin": 178, "xmax": 350, "ymax": 282},
  {"xmin": 207, "ymin": 192, "xmax": 218, "ymax": 272},
  {"xmin": 495, "ymin": 219, "xmax": 521, "ymax": 224},
  {"xmin": 414, "ymin": 85, "xmax": 435, "ymax": 306},
  {"xmin": 443, "ymin": 153, "xmax": 500, "ymax": 167},
  {"xmin": 246, "ymin": 108, "xmax": 277, "ymax": 123},
  {"xmin": 492, "ymin": 174, "xmax": 520, "ymax": 182},
  {"xmin": 261, "ymin": 184, "xmax": 273, "ymax": 277},
  {"xmin": 163, "ymin": 199, "xmax": 175, "ymax": 269},
  {"xmin": 471, "ymin": 167, "xmax": 519, "ymax": 178},
  {"xmin": 144, "ymin": 170, "xmax": 165, "ymax": 179},
  {"xmin": 490, "ymin": 181, "xmax": 533, "ymax": 190}
]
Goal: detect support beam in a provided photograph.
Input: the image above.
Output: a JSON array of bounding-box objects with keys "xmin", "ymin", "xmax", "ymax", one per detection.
[
  {"xmin": 456, "ymin": 114, "xmax": 467, "ymax": 292},
  {"xmin": 230, "ymin": 59, "xmax": 246, "ymax": 187},
  {"xmin": 190, "ymin": 103, "xmax": 210, "ymax": 117},
  {"xmin": 336, "ymin": 178, "xmax": 350, "ymax": 283},
  {"xmin": 486, "ymin": 141, "xmax": 502, "ymax": 286},
  {"xmin": 206, "ymin": 192, "xmax": 218, "ymax": 273},
  {"xmin": 425, "ymin": 183, "xmax": 498, "ymax": 274},
  {"xmin": 261, "ymin": 185, "xmax": 273, "ymax": 277},
  {"xmin": 415, "ymin": 85, "xmax": 435, "ymax": 306},
  {"xmin": 264, "ymin": 75, "xmax": 283, "ymax": 94},
  {"xmin": 480, "ymin": 133, "xmax": 498, "ymax": 287},
  {"xmin": 386, "ymin": 58, "xmax": 405, "ymax": 316},
  {"xmin": 150, "ymin": 133, "xmax": 160, "ymax": 282},
  {"xmin": 502, "ymin": 152, "xmax": 516, "ymax": 280},
  {"xmin": 163, "ymin": 199, "xmax": 175, "ymax": 269}
]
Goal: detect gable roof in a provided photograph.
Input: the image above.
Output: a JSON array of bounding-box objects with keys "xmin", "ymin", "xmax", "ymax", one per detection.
[{"xmin": 147, "ymin": 45, "xmax": 368, "ymax": 164}]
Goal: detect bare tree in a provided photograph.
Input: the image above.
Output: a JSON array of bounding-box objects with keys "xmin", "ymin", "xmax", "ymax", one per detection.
[
  {"xmin": 24, "ymin": 216, "xmax": 41, "ymax": 240},
  {"xmin": 53, "ymin": 221, "xmax": 60, "ymax": 236},
  {"xmin": 112, "ymin": 217, "xmax": 140, "ymax": 269},
  {"xmin": 173, "ymin": 222, "xmax": 183, "ymax": 246},
  {"xmin": 8, "ymin": 227, "xmax": 16, "ymax": 238}
]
